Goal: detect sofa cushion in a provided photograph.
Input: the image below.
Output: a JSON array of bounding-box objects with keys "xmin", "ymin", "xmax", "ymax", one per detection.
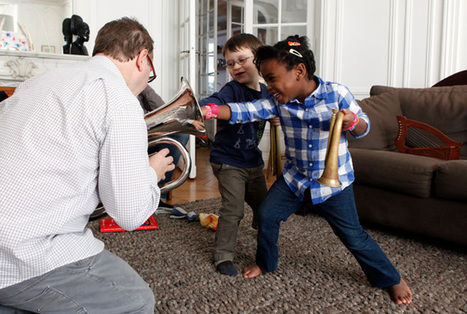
[
  {"xmin": 434, "ymin": 160, "xmax": 467, "ymax": 201},
  {"xmin": 370, "ymin": 85, "xmax": 467, "ymax": 158},
  {"xmin": 349, "ymin": 92, "xmax": 403, "ymax": 151},
  {"xmin": 350, "ymin": 148, "xmax": 443, "ymax": 198}
]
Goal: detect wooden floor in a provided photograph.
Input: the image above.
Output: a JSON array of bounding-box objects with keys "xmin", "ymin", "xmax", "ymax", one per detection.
[{"xmin": 166, "ymin": 147, "xmax": 276, "ymax": 205}]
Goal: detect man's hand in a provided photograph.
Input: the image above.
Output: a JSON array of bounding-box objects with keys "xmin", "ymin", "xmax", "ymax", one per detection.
[{"xmin": 149, "ymin": 148, "xmax": 175, "ymax": 182}]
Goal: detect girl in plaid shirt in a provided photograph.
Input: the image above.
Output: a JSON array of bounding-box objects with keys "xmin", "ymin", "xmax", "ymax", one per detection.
[{"xmin": 201, "ymin": 35, "xmax": 412, "ymax": 305}]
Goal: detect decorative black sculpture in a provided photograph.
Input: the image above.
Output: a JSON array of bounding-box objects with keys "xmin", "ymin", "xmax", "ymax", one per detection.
[
  {"xmin": 62, "ymin": 15, "xmax": 89, "ymax": 55},
  {"xmin": 71, "ymin": 22, "xmax": 89, "ymax": 55},
  {"xmin": 62, "ymin": 18, "xmax": 72, "ymax": 54}
]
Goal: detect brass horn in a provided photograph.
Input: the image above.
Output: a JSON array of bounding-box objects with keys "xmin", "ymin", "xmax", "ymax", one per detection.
[
  {"xmin": 90, "ymin": 77, "xmax": 206, "ymax": 220},
  {"xmin": 145, "ymin": 77, "xmax": 207, "ymax": 192},
  {"xmin": 317, "ymin": 108, "xmax": 343, "ymax": 187}
]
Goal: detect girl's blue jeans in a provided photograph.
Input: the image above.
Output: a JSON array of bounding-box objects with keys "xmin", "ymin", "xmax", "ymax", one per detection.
[{"xmin": 256, "ymin": 175, "xmax": 401, "ymax": 288}]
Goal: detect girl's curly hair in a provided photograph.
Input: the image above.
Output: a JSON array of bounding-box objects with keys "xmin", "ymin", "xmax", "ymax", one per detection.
[{"xmin": 254, "ymin": 35, "xmax": 316, "ymax": 80}]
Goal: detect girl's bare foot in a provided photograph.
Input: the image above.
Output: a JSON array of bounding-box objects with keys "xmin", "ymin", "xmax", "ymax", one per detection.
[
  {"xmin": 242, "ymin": 264, "xmax": 263, "ymax": 278},
  {"xmin": 388, "ymin": 278, "xmax": 413, "ymax": 305}
]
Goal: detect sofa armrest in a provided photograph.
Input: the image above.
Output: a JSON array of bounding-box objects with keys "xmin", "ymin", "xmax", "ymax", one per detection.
[
  {"xmin": 434, "ymin": 160, "xmax": 467, "ymax": 201},
  {"xmin": 350, "ymin": 148, "xmax": 443, "ymax": 198}
]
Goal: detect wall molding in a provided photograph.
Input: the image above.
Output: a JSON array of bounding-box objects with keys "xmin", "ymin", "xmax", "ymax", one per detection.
[
  {"xmin": 402, "ymin": 0, "xmax": 413, "ymax": 87},
  {"xmin": 334, "ymin": 0, "xmax": 343, "ymax": 82},
  {"xmin": 441, "ymin": 0, "xmax": 460, "ymax": 79},
  {"xmin": 387, "ymin": 0, "xmax": 397, "ymax": 86},
  {"xmin": 425, "ymin": 0, "xmax": 435, "ymax": 86},
  {"xmin": 318, "ymin": 0, "xmax": 329, "ymax": 79}
]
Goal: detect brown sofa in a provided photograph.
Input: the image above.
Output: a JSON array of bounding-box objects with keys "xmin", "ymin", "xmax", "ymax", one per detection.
[{"xmin": 348, "ymin": 85, "xmax": 467, "ymax": 246}]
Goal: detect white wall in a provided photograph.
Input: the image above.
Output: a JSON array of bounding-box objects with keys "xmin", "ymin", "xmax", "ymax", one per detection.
[
  {"xmin": 316, "ymin": 0, "xmax": 467, "ymax": 100},
  {"xmin": 74, "ymin": 0, "xmax": 181, "ymax": 102},
  {"xmin": 458, "ymin": 1, "xmax": 467, "ymax": 72}
]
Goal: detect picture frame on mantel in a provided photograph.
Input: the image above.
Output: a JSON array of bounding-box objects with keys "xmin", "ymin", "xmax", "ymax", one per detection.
[{"xmin": 41, "ymin": 45, "xmax": 56, "ymax": 54}]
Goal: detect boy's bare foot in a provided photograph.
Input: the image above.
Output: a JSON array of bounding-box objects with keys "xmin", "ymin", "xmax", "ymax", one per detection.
[
  {"xmin": 388, "ymin": 278, "xmax": 413, "ymax": 305},
  {"xmin": 242, "ymin": 264, "xmax": 263, "ymax": 278}
]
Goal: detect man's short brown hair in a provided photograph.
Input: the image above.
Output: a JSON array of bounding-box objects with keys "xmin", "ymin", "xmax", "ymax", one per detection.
[
  {"xmin": 222, "ymin": 33, "xmax": 262, "ymax": 56},
  {"xmin": 92, "ymin": 17, "xmax": 153, "ymax": 62}
]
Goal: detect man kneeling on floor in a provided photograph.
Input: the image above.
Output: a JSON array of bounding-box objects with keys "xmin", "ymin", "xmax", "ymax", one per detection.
[{"xmin": 0, "ymin": 17, "xmax": 174, "ymax": 313}]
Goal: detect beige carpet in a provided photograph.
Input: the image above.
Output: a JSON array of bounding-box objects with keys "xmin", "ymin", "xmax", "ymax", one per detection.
[{"xmin": 86, "ymin": 197, "xmax": 467, "ymax": 313}]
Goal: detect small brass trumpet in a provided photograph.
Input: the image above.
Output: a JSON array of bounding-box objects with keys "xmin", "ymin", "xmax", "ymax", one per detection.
[{"xmin": 317, "ymin": 108, "xmax": 344, "ymax": 187}]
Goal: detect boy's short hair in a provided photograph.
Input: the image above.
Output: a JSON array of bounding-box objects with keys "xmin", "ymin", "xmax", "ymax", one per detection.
[
  {"xmin": 222, "ymin": 33, "xmax": 262, "ymax": 56},
  {"xmin": 92, "ymin": 17, "xmax": 153, "ymax": 62}
]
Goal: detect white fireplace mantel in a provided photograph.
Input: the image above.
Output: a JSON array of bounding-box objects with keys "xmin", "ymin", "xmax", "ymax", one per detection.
[{"xmin": 0, "ymin": 51, "xmax": 90, "ymax": 87}]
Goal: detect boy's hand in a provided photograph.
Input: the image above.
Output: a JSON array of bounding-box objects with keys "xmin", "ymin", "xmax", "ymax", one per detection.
[
  {"xmin": 269, "ymin": 117, "xmax": 281, "ymax": 126},
  {"xmin": 149, "ymin": 148, "xmax": 175, "ymax": 182},
  {"xmin": 192, "ymin": 119, "xmax": 205, "ymax": 131}
]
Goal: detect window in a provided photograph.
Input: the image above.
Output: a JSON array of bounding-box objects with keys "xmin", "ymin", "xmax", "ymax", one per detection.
[{"xmin": 252, "ymin": 0, "xmax": 308, "ymax": 45}]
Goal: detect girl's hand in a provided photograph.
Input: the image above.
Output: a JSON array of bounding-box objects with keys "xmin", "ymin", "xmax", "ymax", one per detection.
[
  {"xmin": 200, "ymin": 106, "xmax": 207, "ymax": 118},
  {"xmin": 340, "ymin": 108, "xmax": 367, "ymax": 136},
  {"xmin": 341, "ymin": 109, "xmax": 356, "ymax": 130},
  {"xmin": 200, "ymin": 104, "xmax": 231, "ymax": 120}
]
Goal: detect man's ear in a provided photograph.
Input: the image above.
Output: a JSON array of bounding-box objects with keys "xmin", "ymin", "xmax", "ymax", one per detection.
[{"xmin": 136, "ymin": 49, "xmax": 148, "ymax": 72}]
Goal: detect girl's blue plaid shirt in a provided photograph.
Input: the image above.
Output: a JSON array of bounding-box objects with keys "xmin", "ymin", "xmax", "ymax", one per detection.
[{"xmin": 227, "ymin": 76, "xmax": 370, "ymax": 204}]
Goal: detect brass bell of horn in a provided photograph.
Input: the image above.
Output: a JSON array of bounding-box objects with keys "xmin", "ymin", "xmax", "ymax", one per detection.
[
  {"xmin": 317, "ymin": 108, "xmax": 343, "ymax": 187},
  {"xmin": 90, "ymin": 77, "xmax": 206, "ymax": 220},
  {"xmin": 145, "ymin": 77, "xmax": 207, "ymax": 193}
]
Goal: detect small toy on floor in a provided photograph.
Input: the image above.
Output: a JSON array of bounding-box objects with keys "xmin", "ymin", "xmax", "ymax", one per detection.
[
  {"xmin": 155, "ymin": 206, "xmax": 219, "ymax": 230},
  {"xmin": 199, "ymin": 213, "xmax": 219, "ymax": 231}
]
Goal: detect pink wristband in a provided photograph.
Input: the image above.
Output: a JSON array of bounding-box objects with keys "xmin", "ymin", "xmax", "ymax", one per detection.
[
  {"xmin": 204, "ymin": 105, "xmax": 213, "ymax": 119},
  {"xmin": 346, "ymin": 112, "xmax": 359, "ymax": 131},
  {"xmin": 209, "ymin": 103, "xmax": 219, "ymax": 118},
  {"xmin": 204, "ymin": 103, "xmax": 218, "ymax": 119}
]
